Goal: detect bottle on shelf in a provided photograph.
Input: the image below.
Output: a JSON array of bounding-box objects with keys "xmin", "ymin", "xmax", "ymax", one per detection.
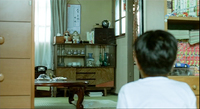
[
  {"xmin": 99, "ymin": 53, "xmax": 103, "ymax": 66},
  {"xmin": 103, "ymin": 53, "xmax": 108, "ymax": 66},
  {"xmin": 87, "ymin": 53, "xmax": 94, "ymax": 67},
  {"xmin": 61, "ymin": 47, "xmax": 65, "ymax": 55}
]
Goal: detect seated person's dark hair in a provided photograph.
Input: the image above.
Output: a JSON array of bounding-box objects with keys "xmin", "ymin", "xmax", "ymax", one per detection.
[{"xmin": 133, "ymin": 30, "xmax": 177, "ymax": 76}]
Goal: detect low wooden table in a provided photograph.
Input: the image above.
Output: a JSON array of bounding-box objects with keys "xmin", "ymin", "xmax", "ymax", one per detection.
[{"xmin": 35, "ymin": 80, "xmax": 88, "ymax": 109}]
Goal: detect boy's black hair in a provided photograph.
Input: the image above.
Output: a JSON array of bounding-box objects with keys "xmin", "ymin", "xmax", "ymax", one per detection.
[{"xmin": 133, "ymin": 30, "xmax": 177, "ymax": 76}]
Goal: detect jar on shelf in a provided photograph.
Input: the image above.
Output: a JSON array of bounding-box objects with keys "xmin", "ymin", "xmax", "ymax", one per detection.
[
  {"xmin": 70, "ymin": 50, "xmax": 73, "ymax": 55},
  {"xmin": 61, "ymin": 47, "xmax": 65, "ymax": 55},
  {"xmin": 77, "ymin": 50, "xmax": 81, "ymax": 55},
  {"xmin": 74, "ymin": 50, "xmax": 77, "ymax": 55},
  {"xmin": 87, "ymin": 53, "xmax": 94, "ymax": 67},
  {"xmin": 81, "ymin": 50, "xmax": 85, "ymax": 55}
]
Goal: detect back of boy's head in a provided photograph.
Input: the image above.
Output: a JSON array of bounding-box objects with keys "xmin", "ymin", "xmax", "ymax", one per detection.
[{"xmin": 133, "ymin": 30, "xmax": 177, "ymax": 76}]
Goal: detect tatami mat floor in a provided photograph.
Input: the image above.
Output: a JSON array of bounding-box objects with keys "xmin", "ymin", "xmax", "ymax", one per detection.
[{"xmin": 34, "ymin": 94, "xmax": 118, "ymax": 109}]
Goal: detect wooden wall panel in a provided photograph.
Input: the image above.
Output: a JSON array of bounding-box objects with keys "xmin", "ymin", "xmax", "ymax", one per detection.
[
  {"xmin": 56, "ymin": 68, "xmax": 76, "ymax": 81},
  {"xmin": 0, "ymin": 0, "xmax": 31, "ymax": 21},
  {"xmin": 0, "ymin": 22, "xmax": 31, "ymax": 58},
  {"xmin": 0, "ymin": 59, "xmax": 31, "ymax": 95},
  {"xmin": 0, "ymin": 96, "xmax": 31, "ymax": 108}
]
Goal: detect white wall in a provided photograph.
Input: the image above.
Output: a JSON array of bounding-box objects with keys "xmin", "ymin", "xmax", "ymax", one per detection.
[
  {"xmin": 68, "ymin": 0, "xmax": 113, "ymax": 40},
  {"xmin": 115, "ymin": 36, "xmax": 128, "ymax": 93},
  {"xmin": 68, "ymin": 0, "xmax": 166, "ymax": 94},
  {"xmin": 115, "ymin": 0, "xmax": 166, "ymax": 94},
  {"xmin": 143, "ymin": 0, "xmax": 165, "ymax": 32},
  {"xmin": 115, "ymin": 0, "xmax": 134, "ymax": 93}
]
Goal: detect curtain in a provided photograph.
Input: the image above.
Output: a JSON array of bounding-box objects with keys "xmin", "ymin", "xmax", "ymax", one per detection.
[
  {"xmin": 34, "ymin": 0, "xmax": 52, "ymax": 69},
  {"xmin": 50, "ymin": 0, "xmax": 67, "ymax": 35},
  {"xmin": 50, "ymin": 0, "xmax": 68, "ymax": 70}
]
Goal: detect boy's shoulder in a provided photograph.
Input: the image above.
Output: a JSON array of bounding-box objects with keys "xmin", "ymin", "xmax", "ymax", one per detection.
[{"xmin": 122, "ymin": 76, "xmax": 190, "ymax": 89}]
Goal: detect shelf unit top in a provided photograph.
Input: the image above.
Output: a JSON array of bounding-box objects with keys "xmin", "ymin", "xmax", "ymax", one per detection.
[
  {"xmin": 57, "ymin": 55, "xmax": 85, "ymax": 57},
  {"xmin": 53, "ymin": 43, "xmax": 117, "ymax": 46},
  {"xmin": 57, "ymin": 66, "xmax": 116, "ymax": 68},
  {"xmin": 168, "ymin": 16, "xmax": 199, "ymax": 21}
]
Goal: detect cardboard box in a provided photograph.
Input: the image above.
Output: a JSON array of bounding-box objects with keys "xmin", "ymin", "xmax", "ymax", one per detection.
[{"xmin": 54, "ymin": 36, "xmax": 64, "ymax": 44}]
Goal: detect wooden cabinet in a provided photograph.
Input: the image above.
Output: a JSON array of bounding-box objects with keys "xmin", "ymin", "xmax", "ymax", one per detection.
[
  {"xmin": 164, "ymin": 0, "xmax": 199, "ymax": 108},
  {"xmin": 0, "ymin": 22, "xmax": 31, "ymax": 58},
  {"xmin": 54, "ymin": 43, "xmax": 116, "ymax": 94},
  {"xmin": 0, "ymin": 0, "xmax": 34, "ymax": 108},
  {"xmin": 0, "ymin": 0, "xmax": 31, "ymax": 21},
  {"xmin": 56, "ymin": 67, "xmax": 114, "ymax": 87},
  {"xmin": 168, "ymin": 76, "xmax": 199, "ymax": 108}
]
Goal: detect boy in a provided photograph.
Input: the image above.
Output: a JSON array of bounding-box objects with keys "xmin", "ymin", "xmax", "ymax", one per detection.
[{"xmin": 117, "ymin": 30, "xmax": 196, "ymax": 108}]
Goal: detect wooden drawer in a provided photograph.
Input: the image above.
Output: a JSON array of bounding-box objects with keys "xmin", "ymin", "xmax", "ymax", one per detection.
[
  {"xmin": 76, "ymin": 68, "xmax": 97, "ymax": 72},
  {"xmin": 0, "ymin": 96, "xmax": 31, "ymax": 108},
  {"xmin": 84, "ymin": 80, "xmax": 96, "ymax": 85},
  {"xmin": 56, "ymin": 68, "xmax": 76, "ymax": 81},
  {"xmin": 0, "ymin": 0, "xmax": 31, "ymax": 21},
  {"xmin": 0, "ymin": 22, "xmax": 31, "ymax": 58},
  {"xmin": 76, "ymin": 72, "xmax": 96, "ymax": 85},
  {"xmin": 168, "ymin": 76, "xmax": 199, "ymax": 95},
  {"xmin": 0, "ymin": 59, "xmax": 31, "ymax": 95},
  {"xmin": 76, "ymin": 72, "xmax": 95, "ymax": 79}
]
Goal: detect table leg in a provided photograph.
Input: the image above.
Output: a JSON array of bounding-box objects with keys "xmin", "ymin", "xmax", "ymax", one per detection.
[
  {"xmin": 68, "ymin": 87, "xmax": 75, "ymax": 104},
  {"xmin": 76, "ymin": 87, "xmax": 84, "ymax": 109},
  {"xmin": 68, "ymin": 87, "xmax": 85, "ymax": 109}
]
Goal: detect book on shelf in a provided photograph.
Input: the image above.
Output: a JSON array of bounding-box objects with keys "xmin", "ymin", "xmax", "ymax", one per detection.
[
  {"xmin": 167, "ymin": 0, "xmax": 172, "ymax": 14},
  {"xmin": 189, "ymin": 30, "xmax": 199, "ymax": 45},
  {"xmin": 171, "ymin": 0, "xmax": 198, "ymax": 17},
  {"xmin": 168, "ymin": 30, "xmax": 190, "ymax": 39}
]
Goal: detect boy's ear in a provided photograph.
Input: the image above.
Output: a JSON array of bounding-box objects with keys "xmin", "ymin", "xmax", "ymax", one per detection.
[{"xmin": 133, "ymin": 56, "xmax": 142, "ymax": 71}]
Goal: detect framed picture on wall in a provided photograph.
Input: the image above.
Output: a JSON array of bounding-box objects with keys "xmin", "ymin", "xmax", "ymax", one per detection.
[{"xmin": 67, "ymin": 4, "xmax": 81, "ymax": 34}]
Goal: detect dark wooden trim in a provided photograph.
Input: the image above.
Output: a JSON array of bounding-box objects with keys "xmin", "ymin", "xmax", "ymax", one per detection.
[
  {"xmin": 53, "ymin": 43, "xmax": 117, "ymax": 46},
  {"xmin": 76, "ymin": 72, "xmax": 96, "ymax": 74}
]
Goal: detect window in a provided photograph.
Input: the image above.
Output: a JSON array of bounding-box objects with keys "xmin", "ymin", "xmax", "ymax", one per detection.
[
  {"xmin": 34, "ymin": 0, "xmax": 52, "ymax": 69},
  {"xmin": 115, "ymin": 0, "xmax": 126, "ymax": 37},
  {"xmin": 35, "ymin": 0, "xmax": 51, "ymax": 43}
]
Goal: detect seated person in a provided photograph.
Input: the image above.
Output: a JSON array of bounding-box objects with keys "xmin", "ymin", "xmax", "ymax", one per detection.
[{"xmin": 117, "ymin": 30, "xmax": 196, "ymax": 108}]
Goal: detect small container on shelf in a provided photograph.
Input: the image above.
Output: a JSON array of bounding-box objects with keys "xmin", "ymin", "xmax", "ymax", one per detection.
[
  {"xmin": 70, "ymin": 50, "xmax": 73, "ymax": 55},
  {"xmin": 73, "ymin": 50, "xmax": 77, "ymax": 55},
  {"xmin": 81, "ymin": 50, "xmax": 85, "ymax": 55},
  {"xmin": 67, "ymin": 62, "xmax": 72, "ymax": 67},
  {"xmin": 77, "ymin": 50, "xmax": 81, "ymax": 55}
]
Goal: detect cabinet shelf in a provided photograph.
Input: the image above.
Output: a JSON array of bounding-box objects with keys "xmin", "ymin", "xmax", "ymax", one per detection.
[
  {"xmin": 54, "ymin": 43, "xmax": 117, "ymax": 46},
  {"xmin": 168, "ymin": 16, "xmax": 199, "ymax": 21},
  {"xmin": 57, "ymin": 66, "xmax": 115, "ymax": 68},
  {"xmin": 57, "ymin": 55, "xmax": 85, "ymax": 57}
]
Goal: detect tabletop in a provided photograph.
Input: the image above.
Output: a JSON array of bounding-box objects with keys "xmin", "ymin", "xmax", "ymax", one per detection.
[{"xmin": 35, "ymin": 79, "xmax": 89, "ymax": 87}]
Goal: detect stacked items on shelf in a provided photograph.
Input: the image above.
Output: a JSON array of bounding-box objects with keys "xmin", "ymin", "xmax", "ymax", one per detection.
[
  {"xmin": 189, "ymin": 30, "xmax": 199, "ymax": 45},
  {"xmin": 185, "ymin": 43, "xmax": 199, "ymax": 66},
  {"xmin": 176, "ymin": 40, "xmax": 187, "ymax": 63},
  {"xmin": 177, "ymin": 40, "xmax": 199, "ymax": 66},
  {"xmin": 168, "ymin": 30, "xmax": 189, "ymax": 39},
  {"xmin": 167, "ymin": 0, "xmax": 199, "ymax": 17},
  {"xmin": 176, "ymin": 40, "xmax": 199, "ymax": 76}
]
